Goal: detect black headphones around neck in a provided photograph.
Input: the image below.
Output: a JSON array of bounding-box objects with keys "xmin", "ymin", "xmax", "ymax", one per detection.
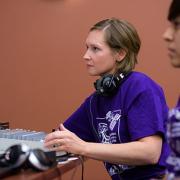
[{"xmin": 94, "ymin": 71, "xmax": 130, "ymax": 96}]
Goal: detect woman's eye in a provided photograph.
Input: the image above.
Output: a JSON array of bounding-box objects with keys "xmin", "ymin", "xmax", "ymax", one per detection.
[
  {"xmin": 174, "ymin": 21, "xmax": 180, "ymax": 30},
  {"xmin": 172, "ymin": 21, "xmax": 180, "ymax": 31},
  {"xmin": 92, "ymin": 46, "xmax": 100, "ymax": 52}
]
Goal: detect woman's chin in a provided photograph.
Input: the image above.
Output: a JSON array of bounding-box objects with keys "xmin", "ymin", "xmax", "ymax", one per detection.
[
  {"xmin": 87, "ymin": 70, "xmax": 99, "ymax": 76},
  {"xmin": 170, "ymin": 58, "xmax": 180, "ymax": 68}
]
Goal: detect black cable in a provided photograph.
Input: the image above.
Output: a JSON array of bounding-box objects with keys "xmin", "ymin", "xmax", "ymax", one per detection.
[
  {"xmin": 79, "ymin": 156, "xmax": 84, "ymax": 180},
  {"xmin": 70, "ymin": 165, "xmax": 78, "ymax": 180},
  {"xmin": 69, "ymin": 155, "xmax": 84, "ymax": 180}
]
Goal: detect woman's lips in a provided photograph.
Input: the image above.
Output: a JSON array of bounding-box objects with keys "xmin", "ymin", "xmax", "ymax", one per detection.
[
  {"xmin": 167, "ymin": 48, "xmax": 176, "ymax": 58},
  {"xmin": 86, "ymin": 64, "xmax": 94, "ymax": 67}
]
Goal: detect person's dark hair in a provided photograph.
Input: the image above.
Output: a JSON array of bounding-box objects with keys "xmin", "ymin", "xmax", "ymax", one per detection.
[
  {"xmin": 168, "ymin": 0, "xmax": 180, "ymax": 21},
  {"xmin": 90, "ymin": 18, "xmax": 141, "ymax": 73}
]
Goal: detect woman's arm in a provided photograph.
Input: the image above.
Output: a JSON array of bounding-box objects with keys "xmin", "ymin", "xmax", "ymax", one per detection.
[
  {"xmin": 83, "ymin": 135, "xmax": 162, "ymax": 165},
  {"xmin": 44, "ymin": 124, "xmax": 162, "ymax": 166}
]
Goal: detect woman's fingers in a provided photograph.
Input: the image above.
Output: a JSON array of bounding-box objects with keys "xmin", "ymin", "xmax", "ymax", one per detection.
[
  {"xmin": 44, "ymin": 130, "xmax": 71, "ymax": 149},
  {"xmin": 44, "ymin": 132, "xmax": 59, "ymax": 143},
  {"xmin": 44, "ymin": 126, "xmax": 82, "ymax": 154},
  {"xmin": 44, "ymin": 138, "xmax": 64, "ymax": 149},
  {"xmin": 45, "ymin": 129, "xmax": 70, "ymax": 142},
  {"xmin": 59, "ymin": 123, "xmax": 67, "ymax": 131}
]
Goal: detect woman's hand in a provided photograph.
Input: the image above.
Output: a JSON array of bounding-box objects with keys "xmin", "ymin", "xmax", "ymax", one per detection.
[
  {"xmin": 44, "ymin": 125, "xmax": 162, "ymax": 165},
  {"xmin": 44, "ymin": 124, "xmax": 87, "ymax": 155}
]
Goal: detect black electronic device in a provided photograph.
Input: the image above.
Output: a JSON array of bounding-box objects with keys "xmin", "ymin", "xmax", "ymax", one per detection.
[
  {"xmin": 0, "ymin": 144, "xmax": 57, "ymax": 178},
  {"xmin": 94, "ymin": 71, "xmax": 130, "ymax": 96},
  {"xmin": 0, "ymin": 122, "xmax": 9, "ymax": 130}
]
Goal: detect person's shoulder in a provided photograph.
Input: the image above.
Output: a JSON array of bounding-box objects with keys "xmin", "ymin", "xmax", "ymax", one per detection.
[
  {"xmin": 83, "ymin": 92, "xmax": 96, "ymax": 103},
  {"xmin": 119, "ymin": 71, "xmax": 166, "ymax": 104},
  {"xmin": 128, "ymin": 71, "xmax": 160, "ymax": 86},
  {"xmin": 129, "ymin": 71, "xmax": 153, "ymax": 81},
  {"xmin": 123, "ymin": 71, "xmax": 163, "ymax": 94}
]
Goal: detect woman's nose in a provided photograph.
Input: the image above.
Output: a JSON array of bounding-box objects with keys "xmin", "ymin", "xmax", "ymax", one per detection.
[
  {"xmin": 163, "ymin": 26, "xmax": 174, "ymax": 42},
  {"xmin": 83, "ymin": 50, "xmax": 91, "ymax": 60}
]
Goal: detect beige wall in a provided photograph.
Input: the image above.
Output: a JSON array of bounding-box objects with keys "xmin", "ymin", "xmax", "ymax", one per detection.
[{"xmin": 0, "ymin": 0, "xmax": 179, "ymax": 179}]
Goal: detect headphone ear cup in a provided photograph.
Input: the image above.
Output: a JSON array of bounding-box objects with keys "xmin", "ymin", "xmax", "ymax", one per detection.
[
  {"xmin": 0, "ymin": 154, "xmax": 9, "ymax": 167},
  {"xmin": 94, "ymin": 76, "xmax": 105, "ymax": 92},
  {"xmin": 94, "ymin": 72, "xmax": 129, "ymax": 96},
  {"xmin": 101, "ymin": 74, "xmax": 117, "ymax": 92},
  {"xmin": 28, "ymin": 149, "xmax": 56, "ymax": 171},
  {"xmin": 0, "ymin": 144, "xmax": 29, "ymax": 169},
  {"xmin": 3, "ymin": 144, "xmax": 30, "ymax": 169},
  {"xmin": 94, "ymin": 74, "xmax": 117, "ymax": 96}
]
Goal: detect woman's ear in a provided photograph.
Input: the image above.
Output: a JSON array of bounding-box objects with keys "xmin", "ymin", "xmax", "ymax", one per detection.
[{"xmin": 115, "ymin": 49, "xmax": 127, "ymax": 62}]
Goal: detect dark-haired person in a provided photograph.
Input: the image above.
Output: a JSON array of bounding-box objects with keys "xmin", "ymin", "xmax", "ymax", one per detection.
[
  {"xmin": 44, "ymin": 18, "xmax": 169, "ymax": 179},
  {"xmin": 163, "ymin": 0, "xmax": 180, "ymax": 179}
]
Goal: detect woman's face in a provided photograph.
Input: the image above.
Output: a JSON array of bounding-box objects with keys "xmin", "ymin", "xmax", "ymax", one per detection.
[
  {"xmin": 83, "ymin": 30, "xmax": 118, "ymax": 76},
  {"xmin": 163, "ymin": 16, "xmax": 180, "ymax": 68}
]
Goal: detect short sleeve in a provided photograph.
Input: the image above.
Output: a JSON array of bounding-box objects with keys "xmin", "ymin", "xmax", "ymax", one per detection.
[
  {"xmin": 63, "ymin": 98, "xmax": 96, "ymax": 142},
  {"xmin": 127, "ymin": 89, "xmax": 168, "ymax": 141}
]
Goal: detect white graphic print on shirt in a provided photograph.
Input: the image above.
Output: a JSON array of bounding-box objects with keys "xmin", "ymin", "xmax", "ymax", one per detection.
[
  {"xmin": 96, "ymin": 109, "xmax": 135, "ymax": 176},
  {"xmin": 97, "ymin": 110, "xmax": 121, "ymax": 143},
  {"xmin": 106, "ymin": 110, "xmax": 121, "ymax": 131},
  {"xmin": 98, "ymin": 123, "xmax": 110, "ymax": 143}
]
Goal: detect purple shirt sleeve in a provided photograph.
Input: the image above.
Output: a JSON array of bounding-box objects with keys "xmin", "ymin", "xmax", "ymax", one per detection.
[
  {"xmin": 125, "ymin": 77, "xmax": 168, "ymax": 141},
  {"xmin": 63, "ymin": 97, "xmax": 96, "ymax": 142}
]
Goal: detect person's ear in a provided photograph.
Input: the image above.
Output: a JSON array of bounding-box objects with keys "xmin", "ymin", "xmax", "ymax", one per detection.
[{"xmin": 115, "ymin": 49, "xmax": 127, "ymax": 62}]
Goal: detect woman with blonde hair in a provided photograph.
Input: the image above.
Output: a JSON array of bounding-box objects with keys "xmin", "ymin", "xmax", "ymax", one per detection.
[{"xmin": 45, "ymin": 18, "xmax": 169, "ymax": 180}]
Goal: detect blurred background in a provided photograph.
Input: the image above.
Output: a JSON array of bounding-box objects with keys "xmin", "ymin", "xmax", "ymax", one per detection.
[{"xmin": 0, "ymin": 0, "xmax": 179, "ymax": 179}]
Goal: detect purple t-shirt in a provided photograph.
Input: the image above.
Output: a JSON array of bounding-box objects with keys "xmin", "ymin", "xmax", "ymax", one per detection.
[
  {"xmin": 63, "ymin": 71, "xmax": 170, "ymax": 180},
  {"xmin": 166, "ymin": 97, "xmax": 180, "ymax": 177}
]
